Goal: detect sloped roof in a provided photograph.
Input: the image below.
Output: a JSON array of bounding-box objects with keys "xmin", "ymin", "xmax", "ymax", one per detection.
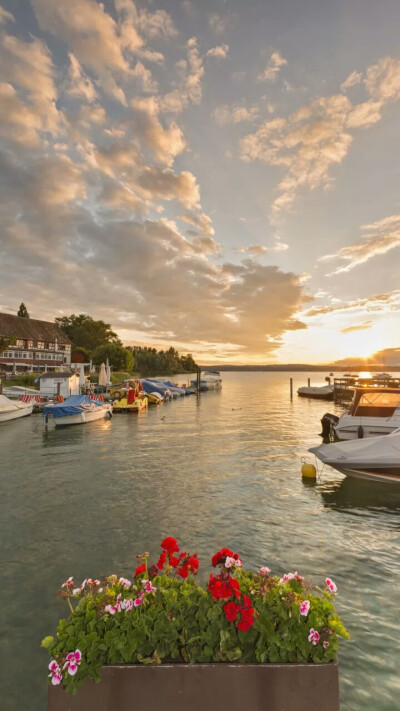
[
  {"xmin": 39, "ymin": 372, "xmax": 77, "ymax": 379},
  {"xmin": 0, "ymin": 313, "xmax": 71, "ymax": 344}
]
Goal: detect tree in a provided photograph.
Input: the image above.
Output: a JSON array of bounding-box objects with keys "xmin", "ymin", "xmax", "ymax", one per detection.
[
  {"xmin": 91, "ymin": 344, "xmax": 134, "ymax": 371},
  {"xmin": 71, "ymin": 346, "xmax": 91, "ymax": 363},
  {"xmin": 17, "ymin": 303, "xmax": 29, "ymax": 318},
  {"xmin": 55, "ymin": 314, "xmax": 122, "ymax": 353},
  {"xmin": 0, "ymin": 335, "xmax": 15, "ymax": 353}
]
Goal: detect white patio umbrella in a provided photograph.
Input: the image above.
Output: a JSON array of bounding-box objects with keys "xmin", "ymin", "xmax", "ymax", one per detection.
[
  {"xmin": 79, "ymin": 364, "xmax": 85, "ymax": 389},
  {"xmin": 98, "ymin": 362, "xmax": 107, "ymax": 388},
  {"xmin": 106, "ymin": 358, "xmax": 111, "ymax": 387}
]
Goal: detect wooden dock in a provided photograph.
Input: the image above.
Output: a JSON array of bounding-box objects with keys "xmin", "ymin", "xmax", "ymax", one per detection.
[{"xmin": 333, "ymin": 375, "xmax": 400, "ymax": 404}]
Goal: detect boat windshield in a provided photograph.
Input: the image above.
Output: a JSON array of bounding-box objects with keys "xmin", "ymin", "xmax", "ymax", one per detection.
[{"xmin": 350, "ymin": 390, "xmax": 400, "ymax": 417}]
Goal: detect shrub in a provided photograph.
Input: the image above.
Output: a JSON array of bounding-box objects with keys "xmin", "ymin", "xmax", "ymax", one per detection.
[{"xmin": 42, "ymin": 538, "xmax": 349, "ymax": 694}]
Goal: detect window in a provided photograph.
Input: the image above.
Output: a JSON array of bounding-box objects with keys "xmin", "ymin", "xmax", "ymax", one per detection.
[
  {"xmin": 36, "ymin": 342, "xmax": 45, "ymax": 349},
  {"xmin": 15, "ymin": 339, "xmax": 24, "ymax": 347}
]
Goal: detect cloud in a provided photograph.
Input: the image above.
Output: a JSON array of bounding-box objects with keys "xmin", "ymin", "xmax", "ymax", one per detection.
[
  {"xmin": 320, "ymin": 213, "xmax": 400, "ymax": 274},
  {"xmin": 159, "ymin": 37, "xmax": 205, "ymax": 114},
  {"xmin": 241, "ymin": 55, "xmax": 400, "ymax": 217},
  {"xmin": 235, "ymin": 244, "xmax": 267, "ymax": 256},
  {"xmin": 213, "ymin": 103, "xmax": 259, "ymax": 126},
  {"xmin": 0, "ymin": 7, "xmax": 14, "ymax": 24},
  {"xmin": 341, "ymin": 70, "xmax": 362, "ymax": 91},
  {"xmin": 66, "ymin": 54, "xmax": 98, "ymax": 103},
  {"xmin": 206, "ymin": 44, "xmax": 229, "ymax": 59},
  {"xmin": 178, "ymin": 212, "xmax": 215, "ymax": 235},
  {"xmin": 208, "ymin": 13, "xmax": 227, "ymax": 34},
  {"xmin": 131, "ymin": 97, "xmax": 186, "ymax": 165},
  {"xmin": 258, "ymin": 51, "xmax": 287, "ymax": 82},
  {"xmin": 136, "ymin": 167, "xmax": 201, "ymax": 209},
  {"xmin": 304, "ymin": 291, "xmax": 400, "ymax": 317},
  {"xmin": 340, "ymin": 320, "xmax": 373, "ymax": 334},
  {"xmin": 31, "ymin": 0, "xmax": 129, "ymax": 102},
  {"xmin": 0, "ymin": 31, "xmax": 61, "ymax": 134}
]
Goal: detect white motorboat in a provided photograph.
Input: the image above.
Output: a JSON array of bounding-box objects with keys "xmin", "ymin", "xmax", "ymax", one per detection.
[
  {"xmin": 328, "ymin": 388, "xmax": 400, "ymax": 440},
  {"xmin": 3, "ymin": 385, "xmax": 39, "ymax": 399},
  {"xmin": 309, "ymin": 430, "xmax": 400, "ymax": 483},
  {"xmin": 190, "ymin": 371, "xmax": 222, "ymax": 391},
  {"xmin": 297, "ymin": 384, "xmax": 334, "ymax": 400},
  {"xmin": 43, "ymin": 395, "xmax": 112, "ymax": 427},
  {"xmin": 0, "ymin": 394, "xmax": 33, "ymax": 422}
]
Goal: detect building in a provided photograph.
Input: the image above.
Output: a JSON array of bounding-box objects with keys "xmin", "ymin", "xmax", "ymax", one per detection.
[
  {"xmin": 38, "ymin": 372, "xmax": 80, "ymax": 398},
  {"xmin": 0, "ymin": 312, "xmax": 72, "ymax": 374}
]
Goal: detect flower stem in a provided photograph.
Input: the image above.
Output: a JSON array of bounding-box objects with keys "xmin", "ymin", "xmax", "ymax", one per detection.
[{"xmin": 67, "ymin": 598, "xmax": 74, "ymax": 614}]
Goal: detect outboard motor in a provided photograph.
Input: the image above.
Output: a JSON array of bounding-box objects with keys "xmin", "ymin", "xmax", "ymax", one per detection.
[{"xmin": 320, "ymin": 413, "xmax": 339, "ymax": 440}]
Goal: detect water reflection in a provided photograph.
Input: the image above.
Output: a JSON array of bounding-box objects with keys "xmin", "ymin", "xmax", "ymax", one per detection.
[{"xmin": 318, "ymin": 477, "xmax": 400, "ymax": 515}]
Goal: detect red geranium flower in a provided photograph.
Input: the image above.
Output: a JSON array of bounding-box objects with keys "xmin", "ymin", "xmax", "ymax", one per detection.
[
  {"xmin": 228, "ymin": 578, "xmax": 241, "ymax": 599},
  {"xmin": 134, "ymin": 564, "xmax": 146, "ymax": 578},
  {"xmin": 169, "ymin": 555, "xmax": 180, "ymax": 568},
  {"xmin": 161, "ymin": 537, "xmax": 180, "ymax": 554},
  {"xmin": 187, "ymin": 554, "xmax": 199, "ymax": 573},
  {"xmin": 208, "ymin": 575, "xmax": 232, "ymax": 600},
  {"xmin": 177, "ymin": 565, "xmax": 188, "ymax": 579},
  {"xmin": 156, "ymin": 551, "xmax": 167, "ymax": 570},
  {"xmin": 224, "ymin": 601, "xmax": 239, "ymax": 622}
]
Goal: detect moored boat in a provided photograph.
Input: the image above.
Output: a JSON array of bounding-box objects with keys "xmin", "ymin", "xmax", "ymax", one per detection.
[
  {"xmin": 0, "ymin": 394, "xmax": 33, "ymax": 423},
  {"xmin": 297, "ymin": 385, "xmax": 334, "ymax": 400},
  {"xmin": 112, "ymin": 388, "xmax": 148, "ymax": 413},
  {"xmin": 43, "ymin": 395, "xmax": 112, "ymax": 427},
  {"xmin": 309, "ymin": 430, "xmax": 400, "ymax": 483},
  {"xmin": 325, "ymin": 388, "xmax": 400, "ymax": 440},
  {"xmin": 190, "ymin": 371, "xmax": 222, "ymax": 391}
]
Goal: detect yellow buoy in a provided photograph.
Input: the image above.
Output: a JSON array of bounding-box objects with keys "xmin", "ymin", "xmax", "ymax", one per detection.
[{"xmin": 301, "ymin": 462, "xmax": 317, "ymax": 479}]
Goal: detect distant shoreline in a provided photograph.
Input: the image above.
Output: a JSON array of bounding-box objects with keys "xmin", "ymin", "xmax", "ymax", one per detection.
[{"xmin": 199, "ymin": 364, "xmax": 400, "ymax": 372}]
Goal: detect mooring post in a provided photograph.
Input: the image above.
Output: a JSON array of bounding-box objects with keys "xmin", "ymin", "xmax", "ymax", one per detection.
[
  {"xmin": 307, "ymin": 378, "xmax": 311, "ymax": 387},
  {"xmin": 197, "ymin": 368, "xmax": 201, "ymax": 394},
  {"xmin": 290, "ymin": 378, "xmax": 293, "ymax": 399}
]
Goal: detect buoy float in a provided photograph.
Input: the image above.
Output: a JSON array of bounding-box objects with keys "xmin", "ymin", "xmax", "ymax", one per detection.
[{"xmin": 301, "ymin": 462, "xmax": 317, "ymax": 479}]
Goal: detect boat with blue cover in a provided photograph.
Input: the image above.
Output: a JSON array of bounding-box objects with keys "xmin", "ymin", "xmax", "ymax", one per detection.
[{"xmin": 43, "ymin": 395, "xmax": 112, "ymax": 427}]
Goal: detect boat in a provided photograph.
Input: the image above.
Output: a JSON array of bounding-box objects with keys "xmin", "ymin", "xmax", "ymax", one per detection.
[
  {"xmin": 297, "ymin": 385, "xmax": 334, "ymax": 400},
  {"xmin": 309, "ymin": 430, "xmax": 400, "ymax": 483},
  {"xmin": 0, "ymin": 394, "xmax": 33, "ymax": 422},
  {"xmin": 190, "ymin": 371, "xmax": 222, "ymax": 391},
  {"xmin": 139, "ymin": 380, "xmax": 171, "ymax": 400},
  {"xmin": 3, "ymin": 385, "xmax": 39, "ymax": 399},
  {"xmin": 323, "ymin": 388, "xmax": 400, "ymax": 441},
  {"xmin": 112, "ymin": 388, "xmax": 148, "ymax": 413},
  {"xmin": 146, "ymin": 392, "xmax": 163, "ymax": 405},
  {"xmin": 43, "ymin": 395, "xmax": 112, "ymax": 427}
]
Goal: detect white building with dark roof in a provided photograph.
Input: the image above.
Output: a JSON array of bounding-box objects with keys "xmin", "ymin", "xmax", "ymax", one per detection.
[{"xmin": 0, "ymin": 313, "xmax": 72, "ymax": 373}]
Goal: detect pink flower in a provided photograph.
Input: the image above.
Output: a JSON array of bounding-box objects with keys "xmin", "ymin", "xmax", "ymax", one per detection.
[
  {"xmin": 119, "ymin": 577, "xmax": 131, "ymax": 588},
  {"xmin": 133, "ymin": 593, "xmax": 144, "ymax": 607},
  {"xmin": 121, "ymin": 598, "xmax": 134, "ymax": 612},
  {"xmin": 48, "ymin": 660, "xmax": 62, "ymax": 686},
  {"xmin": 104, "ymin": 594, "xmax": 123, "ymax": 615},
  {"xmin": 308, "ymin": 628, "xmax": 320, "ymax": 646},
  {"xmin": 299, "ymin": 600, "xmax": 310, "ymax": 616},
  {"xmin": 61, "ymin": 577, "xmax": 74, "ymax": 589},
  {"xmin": 142, "ymin": 580, "xmax": 156, "ymax": 593},
  {"xmin": 325, "ymin": 578, "xmax": 337, "ymax": 593},
  {"xmin": 63, "ymin": 650, "xmax": 82, "ymax": 676},
  {"xmin": 72, "ymin": 588, "xmax": 81, "ymax": 596},
  {"xmin": 80, "ymin": 579, "xmax": 87, "ymax": 590},
  {"xmin": 323, "ymin": 641, "xmax": 330, "ymax": 649},
  {"xmin": 225, "ymin": 556, "xmax": 235, "ymax": 569},
  {"xmin": 259, "ymin": 566, "xmax": 271, "ymax": 575}
]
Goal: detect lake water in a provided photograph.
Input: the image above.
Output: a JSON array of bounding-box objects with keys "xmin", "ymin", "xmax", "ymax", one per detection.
[{"xmin": 1, "ymin": 371, "xmax": 400, "ymax": 710}]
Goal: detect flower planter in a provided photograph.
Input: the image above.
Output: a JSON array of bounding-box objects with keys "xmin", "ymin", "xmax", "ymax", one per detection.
[{"xmin": 48, "ymin": 662, "xmax": 340, "ymax": 711}]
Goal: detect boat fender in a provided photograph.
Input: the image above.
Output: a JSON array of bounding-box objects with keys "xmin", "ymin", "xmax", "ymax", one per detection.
[
  {"xmin": 357, "ymin": 425, "xmax": 364, "ymax": 439},
  {"xmin": 80, "ymin": 412, "xmax": 85, "ymax": 423},
  {"xmin": 113, "ymin": 390, "xmax": 122, "ymax": 400},
  {"xmin": 107, "ymin": 410, "xmax": 113, "ymax": 419}
]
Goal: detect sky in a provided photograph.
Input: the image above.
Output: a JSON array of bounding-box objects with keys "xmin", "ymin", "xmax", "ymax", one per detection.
[{"xmin": 0, "ymin": 0, "xmax": 400, "ymax": 364}]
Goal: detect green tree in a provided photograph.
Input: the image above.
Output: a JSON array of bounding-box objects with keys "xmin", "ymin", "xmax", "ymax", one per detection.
[
  {"xmin": 0, "ymin": 335, "xmax": 15, "ymax": 352},
  {"xmin": 71, "ymin": 346, "xmax": 91, "ymax": 363},
  {"xmin": 92, "ymin": 344, "xmax": 134, "ymax": 371},
  {"xmin": 17, "ymin": 303, "xmax": 29, "ymax": 318},
  {"xmin": 55, "ymin": 314, "xmax": 122, "ymax": 353}
]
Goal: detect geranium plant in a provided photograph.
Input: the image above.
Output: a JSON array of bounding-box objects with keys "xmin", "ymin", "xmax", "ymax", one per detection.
[{"xmin": 42, "ymin": 538, "xmax": 349, "ymax": 694}]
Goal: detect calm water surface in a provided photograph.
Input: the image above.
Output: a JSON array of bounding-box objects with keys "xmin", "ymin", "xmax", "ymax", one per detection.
[{"xmin": 1, "ymin": 372, "xmax": 400, "ymax": 710}]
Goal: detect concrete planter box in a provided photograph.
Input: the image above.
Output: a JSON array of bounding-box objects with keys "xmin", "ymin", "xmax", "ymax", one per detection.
[{"xmin": 48, "ymin": 662, "xmax": 340, "ymax": 711}]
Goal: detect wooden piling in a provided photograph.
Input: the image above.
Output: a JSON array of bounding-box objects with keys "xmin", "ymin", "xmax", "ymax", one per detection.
[
  {"xmin": 307, "ymin": 378, "xmax": 311, "ymax": 387},
  {"xmin": 290, "ymin": 378, "xmax": 293, "ymax": 398}
]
